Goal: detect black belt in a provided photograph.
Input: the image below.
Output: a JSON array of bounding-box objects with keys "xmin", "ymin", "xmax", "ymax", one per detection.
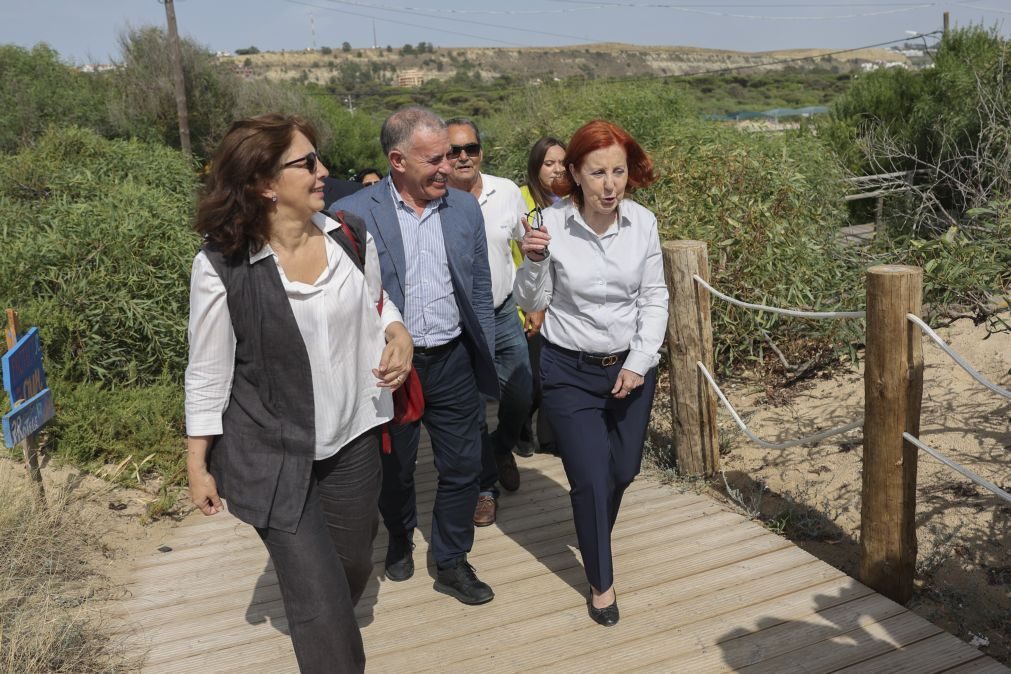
[
  {"xmin": 494, "ymin": 293, "xmax": 513, "ymax": 313},
  {"xmin": 545, "ymin": 340, "xmax": 628, "ymax": 367},
  {"xmin": 413, "ymin": 336, "xmax": 460, "ymax": 357}
]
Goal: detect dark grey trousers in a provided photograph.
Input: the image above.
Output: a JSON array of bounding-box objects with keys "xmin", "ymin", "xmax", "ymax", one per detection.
[{"xmin": 256, "ymin": 427, "xmax": 381, "ymax": 674}]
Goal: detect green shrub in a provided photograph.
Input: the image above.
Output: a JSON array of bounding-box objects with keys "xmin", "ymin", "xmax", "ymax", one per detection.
[
  {"xmin": 0, "ymin": 126, "xmax": 199, "ymax": 386},
  {"xmin": 642, "ymin": 122, "xmax": 859, "ymax": 368},
  {"xmin": 0, "ymin": 44, "xmax": 113, "ymax": 153},
  {"xmin": 482, "ymin": 79, "xmax": 693, "ymax": 180},
  {"xmin": 47, "ymin": 377, "xmax": 185, "ymax": 483}
]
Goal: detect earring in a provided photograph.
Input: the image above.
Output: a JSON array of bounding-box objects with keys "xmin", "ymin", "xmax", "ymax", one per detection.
[{"xmin": 270, "ymin": 194, "xmax": 278, "ymax": 203}]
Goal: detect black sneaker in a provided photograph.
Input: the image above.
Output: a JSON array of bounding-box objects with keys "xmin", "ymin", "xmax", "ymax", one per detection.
[
  {"xmin": 385, "ymin": 534, "xmax": 415, "ymax": 582},
  {"xmin": 434, "ymin": 557, "xmax": 494, "ymax": 605}
]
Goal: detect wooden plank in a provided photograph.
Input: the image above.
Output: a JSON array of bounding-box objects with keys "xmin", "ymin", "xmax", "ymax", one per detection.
[
  {"xmin": 538, "ymin": 577, "xmax": 875, "ymax": 672},
  {"xmin": 738, "ymin": 611, "xmax": 942, "ymax": 673},
  {"xmin": 117, "ymin": 415, "xmax": 996, "ymax": 673},
  {"xmin": 942, "ymin": 658, "xmax": 1011, "ymax": 673},
  {"xmin": 119, "ymin": 499, "xmax": 730, "ymax": 628},
  {"xmin": 833, "ymin": 632, "xmax": 1004, "ymax": 673},
  {"xmin": 129, "ymin": 510, "xmax": 762, "ymax": 653},
  {"xmin": 437, "ymin": 555, "xmax": 834, "ymax": 672},
  {"xmin": 392, "ymin": 566, "xmax": 860, "ymax": 672}
]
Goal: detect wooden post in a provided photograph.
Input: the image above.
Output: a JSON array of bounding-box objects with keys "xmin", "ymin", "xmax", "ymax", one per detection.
[
  {"xmin": 4, "ymin": 309, "xmax": 45, "ymax": 499},
  {"xmin": 860, "ymin": 265, "xmax": 923, "ymax": 603},
  {"xmin": 162, "ymin": 0, "xmax": 192, "ymax": 156},
  {"xmin": 663, "ymin": 241, "xmax": 719, "ymax": 477}
]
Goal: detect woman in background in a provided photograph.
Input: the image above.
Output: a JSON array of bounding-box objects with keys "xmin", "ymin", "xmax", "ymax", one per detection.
[
  {"xmin": 515, "ymin": 136, "xmax": 566, "ymax": 456},
  {"xmin": 515, "ymin": 120, "xmax": 667, "ymax": 627},
  {"xmin": 185, "ymin": 114, "xmax": 412, "ymax": 672}
]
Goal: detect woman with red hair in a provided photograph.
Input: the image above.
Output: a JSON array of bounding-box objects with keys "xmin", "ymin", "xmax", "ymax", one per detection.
[{"xmin": 514, "ymin": 120, "xmax": 668, "ymax": 627}]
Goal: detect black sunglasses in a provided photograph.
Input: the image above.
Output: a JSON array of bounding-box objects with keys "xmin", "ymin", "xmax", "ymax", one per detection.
[
  {"xmin": 447, "ymin": 143, "xmax": 481, "ymax": 160},
  {"xmin": 281, "ymin": 151, "xmax": 320, "ymax": 174}
]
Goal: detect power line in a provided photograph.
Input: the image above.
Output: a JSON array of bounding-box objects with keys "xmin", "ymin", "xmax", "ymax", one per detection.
[
  {"xmin": 286, "ymin": 0, "xmax": 596, "ymax": 47},
  {"xmin": 550, "ymin": 0, "xmax": 936, "ymax": 22}
]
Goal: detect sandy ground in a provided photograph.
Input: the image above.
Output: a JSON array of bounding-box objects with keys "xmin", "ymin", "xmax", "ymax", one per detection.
[{"xmin": 654, "ymin": 317, "xmax": 1010, "ymax": 664}]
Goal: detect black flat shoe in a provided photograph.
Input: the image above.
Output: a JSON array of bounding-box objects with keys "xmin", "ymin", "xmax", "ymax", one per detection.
[{"xmin": 588, "ymin": 595, "xmax": 619, "ymax": 627}]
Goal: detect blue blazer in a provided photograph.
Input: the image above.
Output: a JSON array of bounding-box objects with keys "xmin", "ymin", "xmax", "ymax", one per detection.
[{"xmin": 331, "ymin": 181, "xmax": 499, "ymax": 399}]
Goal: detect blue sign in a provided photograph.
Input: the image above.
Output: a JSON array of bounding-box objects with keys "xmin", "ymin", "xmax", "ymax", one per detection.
[
  {"xmin": 3, "ymin": 388, "xmax": 54, "ymax": 448},
  {"xmin": 2, "ymin": 328, "xmax": 47, "ymax": 407}
]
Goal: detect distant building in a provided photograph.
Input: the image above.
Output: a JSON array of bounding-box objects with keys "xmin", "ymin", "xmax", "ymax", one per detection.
[
  {"xmin": 77, "ymin": 63, "xmax": 116, "ymax": 73},
  {"xmin": 397, "ymin": 69, "xmax": 425, "ymax": 88}
]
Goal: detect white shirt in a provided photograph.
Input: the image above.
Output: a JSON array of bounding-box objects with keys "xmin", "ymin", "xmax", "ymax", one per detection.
[
  {"xmin": 513, "ymin": 198, "xmax": 669, "ymax": 375},
  {"xmin": 185, "ymin": 212, "xmax": 404, "ymax": 460},
  {"xmin": 477, "ymin": 173, "xmax": 527, "ymax": 308}
]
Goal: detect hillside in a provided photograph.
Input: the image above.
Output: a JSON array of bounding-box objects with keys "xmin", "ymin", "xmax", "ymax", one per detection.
[{"xmin": 221, "ymin": 42, "xmax": 909, "ymax": 87}]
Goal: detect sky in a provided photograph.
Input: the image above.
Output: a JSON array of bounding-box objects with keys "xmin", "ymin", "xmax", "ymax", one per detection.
[{"xmin": 2, "ymin": 0, "xmax": 1009, "ymax": 65}]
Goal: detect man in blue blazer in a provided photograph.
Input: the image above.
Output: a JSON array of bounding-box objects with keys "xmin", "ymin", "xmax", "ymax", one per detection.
[{"xmin": 330, "ymin": 107, "xmax": 499, "ymax": 605}]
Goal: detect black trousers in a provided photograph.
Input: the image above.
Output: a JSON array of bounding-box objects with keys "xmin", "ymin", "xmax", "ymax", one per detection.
[
  {"xmin": 256, "ymin": 427, "xmax": 381, "ymax": 674},
  {"xmin": 380, "ymin": 338, "xmax": 484, "ymax": 567},
  {"xmin": 539, "ymin": 342, "xmax": 658, "ymax": 592}
]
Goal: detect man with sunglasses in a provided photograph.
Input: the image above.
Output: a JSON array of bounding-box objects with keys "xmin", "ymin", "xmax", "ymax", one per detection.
[
  {"xmin": 329, "ymin": 107, "xmax": 499, "ymax": 606},
  {"xmin": 445, "ymin": 118, "xmax": 533, "ymax": 528}
]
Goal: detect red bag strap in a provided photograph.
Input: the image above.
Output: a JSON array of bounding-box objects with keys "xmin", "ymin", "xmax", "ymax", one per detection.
[{"xmin": 335, "ymin": 210, "xmax": 384, "ymax": 315}]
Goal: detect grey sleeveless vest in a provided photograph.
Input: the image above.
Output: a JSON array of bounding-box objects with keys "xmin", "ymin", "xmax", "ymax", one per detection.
[{"xmin": 201, "ymin": 213, "xmax": 368, "ymax": 532}]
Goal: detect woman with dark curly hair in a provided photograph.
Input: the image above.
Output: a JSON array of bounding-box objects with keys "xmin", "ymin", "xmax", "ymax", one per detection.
[
  {"xmin": 515, "ymin": 119, "xmax": 668, "ymax": 628},
  {"xmin": 185, "ymin": 113, "xmax": 413, "ymax": 672}
]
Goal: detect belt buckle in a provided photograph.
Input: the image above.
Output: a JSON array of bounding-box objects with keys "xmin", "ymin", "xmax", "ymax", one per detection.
[{"xmin": 600, "ymin": 354, "xmax": 619, "ymax": 367}]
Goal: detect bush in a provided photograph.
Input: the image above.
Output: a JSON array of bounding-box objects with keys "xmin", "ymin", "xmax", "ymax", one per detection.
[
  {"xmin": 643, "ymin": 122, "xmax": 858, "ymax": 368},
  {"xmin": 48, "ymin": 377, "xmax": 185, "ymax": 483},
  {"xmin": 482, "ymin": 78, "xmax": 693, "ymax": 180},
  {"xmin": 0, "ymin": 44, "xmax": 114, "ymax": 153},
  {"xmin": 0, "ymin": 126, "xmax": 199, "ymax": 386}
]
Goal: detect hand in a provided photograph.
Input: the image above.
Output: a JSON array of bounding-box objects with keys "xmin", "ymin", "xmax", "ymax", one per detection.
[
  {"xmin": 611, "ymin": 368, "xmax": 644, "ymax": 399},
  {"xmin": 524, "ymin": 310, "xmax": 545, "ymax": 337},
  {"xmin": 521, "ymin": 219, "xmax": 551, "ymax": 261},
  {"xmin": 375, "ymin": 322, "xmax": 414, "ymax": 389},
  {"xmin": 188, "ymin": 465, "xmax": 223, "ymax": 516}
]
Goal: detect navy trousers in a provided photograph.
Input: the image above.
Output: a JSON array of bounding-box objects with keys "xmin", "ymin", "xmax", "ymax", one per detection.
[
  {"xmin": 380, "ymin": 338, "xmax": 483, "ymax": 567},
  {"xmin": 256, "ymin": 427, "xmax": 381, "ymax": 674},
  {"xmin": 539, "ymin": 341, "xmax": 658, "ymax": 592}
]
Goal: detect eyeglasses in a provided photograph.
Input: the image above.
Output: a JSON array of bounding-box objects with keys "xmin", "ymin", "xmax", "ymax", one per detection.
[
  {"xmin": 525, "ymin": 206, "xmax": 550, "ymax": 257},
  {"xmin": 281, "ymin": 151, "xmax": 320, "ymax": 174},
  {"xmin": 447, "ymin": 143, "xmax": 481, "ymax": 160},
  {"xmin": 526, "ymin": 206, "xmax": 545, "ymax": 229}
]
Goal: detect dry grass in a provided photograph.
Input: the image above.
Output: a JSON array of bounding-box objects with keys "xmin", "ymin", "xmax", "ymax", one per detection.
[{"xmin": 0, "ymin": 473, "xmax": 135, "ymax": 673}]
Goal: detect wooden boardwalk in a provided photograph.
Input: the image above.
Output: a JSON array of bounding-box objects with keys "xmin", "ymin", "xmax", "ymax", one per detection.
[{"xmin": 116, "ymin": 438, "xmax": 1005, "ymax": 673}]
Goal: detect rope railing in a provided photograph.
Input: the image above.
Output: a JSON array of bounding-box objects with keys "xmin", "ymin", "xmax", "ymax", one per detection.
[
  {"xmin": 692, "ymin": 274, "xmax": 866, "ymax": 320},
  {"xmin": 697, "ymin": 362, "xmax": 864, "ymax": 450},
  {"xmin": 907, "ymin": 313, "xmax": 1011, "ymax": 400},
  {"xmin": 903, "ymin": 432, "xmax": 1011, "ymax": 504}
]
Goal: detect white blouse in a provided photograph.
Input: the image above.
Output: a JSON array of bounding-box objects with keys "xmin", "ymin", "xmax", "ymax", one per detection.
[
  {"xmin": 185, "ymin": 212, "xmax": 404, "ymax": 460},
  {"xmin": 513, "ymin": 197, "xmax": 669, "ymax": 376}
]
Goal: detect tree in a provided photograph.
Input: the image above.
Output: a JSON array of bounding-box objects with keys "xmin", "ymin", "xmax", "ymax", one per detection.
[
  {"xmin": 342, "ymin": 41, "xmax": 352, "ymax": 52},
  {"xmin": 0, "ymin": 44, "xmax": 112, "ymax": 152},
  {"xmin": 235, "ymin": 46, "xmax": 260, "ymax": 55}
]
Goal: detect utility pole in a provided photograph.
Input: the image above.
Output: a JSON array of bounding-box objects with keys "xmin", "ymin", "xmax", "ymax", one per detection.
[
  {"xmin": 311, "ymin": 13, "xmax": 316, "ymax": 50},
  {"xmin": 943, "ymin": 11, "xmax": 950, "ymax": 35},
  {"xmin": 161, "ymin": 0, "xmax": 191, "ymax": 156},
  {"xmin": 372, "ymin": 20, "xmax": 378, "ymax": 50}
]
